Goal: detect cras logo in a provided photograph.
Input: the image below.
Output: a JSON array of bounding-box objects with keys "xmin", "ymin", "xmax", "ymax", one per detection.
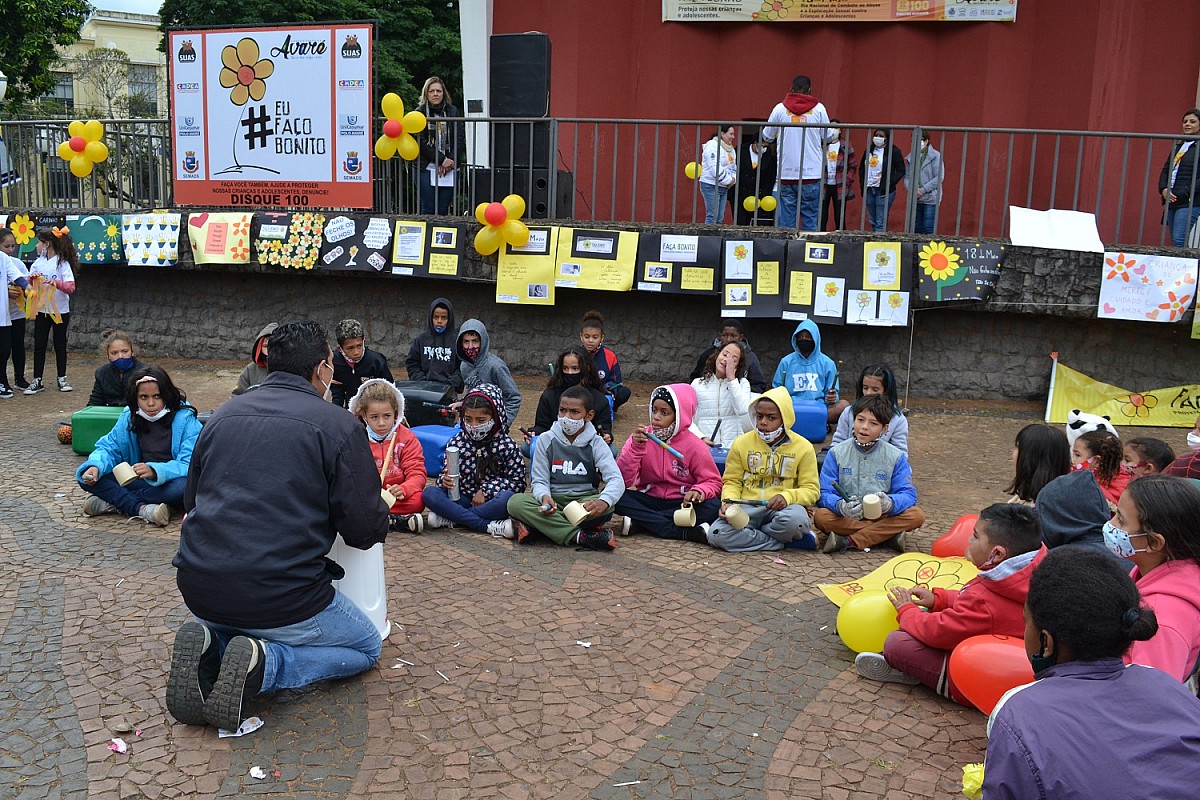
[
  {"xmin": 181, "ymin": 151, "xmax": 199, "ymax": 173},
  {"xmin": 343, "ymin": 151, "xmax": 362, "ymax": 175},
  {"xmin": 177, "ymin": 39, "xmax": 196, "ymax": 62},
  {"xmin": 341, "ymin": 34, "xmax": 362, "ymax": 59}
]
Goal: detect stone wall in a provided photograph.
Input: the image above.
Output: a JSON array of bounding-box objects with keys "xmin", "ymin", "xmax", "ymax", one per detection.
[{"xmin": 53, "ymin": 221, "xmax": 1200, "ymax": 401}]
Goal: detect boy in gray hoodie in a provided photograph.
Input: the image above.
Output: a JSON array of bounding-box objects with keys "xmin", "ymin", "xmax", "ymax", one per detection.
[{"xmin": 456, "ymin": 319, "xmax": 521, "ymax": 427}]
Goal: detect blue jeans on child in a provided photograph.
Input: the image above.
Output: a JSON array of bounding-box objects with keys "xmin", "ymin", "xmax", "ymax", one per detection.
[
  {"xmin": 79, "ymin": 474, "xmax": 186, "ymax": 517},
  {"xmin": 614, "ymin": 491, "xmax": 720, "ymax": 540},
  {"xmin": 421, "ymin": 486, "xmax": 516, "ymax": 533},
  {"xmin": 865, "ymin": 187, "xmax": 896, "ymax": 232},
  {"xmin": 196, "ymin": 590, "xmax": 381, "ymax": 695}
]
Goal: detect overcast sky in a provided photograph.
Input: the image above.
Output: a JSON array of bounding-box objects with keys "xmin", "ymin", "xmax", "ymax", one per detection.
[{"xmin": 95, "ymin": 0, "xmax": 163, "ymax": 14}]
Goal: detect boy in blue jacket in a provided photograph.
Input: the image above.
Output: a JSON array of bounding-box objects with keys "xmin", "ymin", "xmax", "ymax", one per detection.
[
  {"xmin": 814, "ymin": 394, "xmax": 924, "ymax": 552},
  {"xmin": 771, "ymin": 319, "xmax": 848, "ymax": 425}
]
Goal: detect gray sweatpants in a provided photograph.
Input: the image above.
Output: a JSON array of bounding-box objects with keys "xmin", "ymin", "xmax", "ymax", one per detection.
[{"xmin": 706, "ymin": 504, "xmax": 811, "ymax": 552}]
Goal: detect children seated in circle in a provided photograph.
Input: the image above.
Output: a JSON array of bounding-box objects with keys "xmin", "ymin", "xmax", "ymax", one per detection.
[
  {"xmin": 771, "ymin": 319, "xmax": 848, "ymax": 426},
  {"xmin": 1123, "ymin": 437, "xmax": 1175, "ymax": 477},
  {"xmin": 689, "ymin": 318, "xmax": 768, "ymax": 393},
  {"xmin": 1005, "ymin": 423, "xmax": 1071, "ymax": 506},
  {"xmin": 579, "ymin": 310, "xmax": 631, "ymax": 414},
  {"xmin": 689, "ymin": 341, "xmax": 753, "ymax": 449},
  {"xmin": 830, "ymin": 364, "xmax": 908, "ymax": 453},
  {"xmin": 76, "ymin": 366, "xmax": 201, "ymax": 527},
  {"xmin": 527, "ymin": 346, "xmax": 613, "ymax": 451},
  {"xmin": 87, "ymin": 329, "xmax": 147, "ymax": 407},
  {"xmin": 331, "ymin": 318, "xmax": 393, "ymax": 408},
  {"xmin": 406, "ymin": 297, "xmax": 463, "ymax": 393},
  {"xmin": 348, "ymin": 379, "xmax": 426, "ymax": 534}
]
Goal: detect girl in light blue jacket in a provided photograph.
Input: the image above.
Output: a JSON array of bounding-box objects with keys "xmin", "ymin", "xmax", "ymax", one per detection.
[{"xmin": 77, "ymin": 365, "xmax": 201, "ymax": 526}]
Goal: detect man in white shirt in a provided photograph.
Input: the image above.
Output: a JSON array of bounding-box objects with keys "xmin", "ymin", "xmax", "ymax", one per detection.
[{"xmin": 757, "ymin": 75, "xmax": 830, "ymax": 231}]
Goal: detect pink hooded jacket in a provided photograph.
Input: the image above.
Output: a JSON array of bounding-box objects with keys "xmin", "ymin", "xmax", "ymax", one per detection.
[
  {"xmin": 617, "ymin": 383, "xmax": 723, "ymax": 501},
  {"xmin": 1125, "ymin": 559, "xmax": 1200, "ymax": 682}
]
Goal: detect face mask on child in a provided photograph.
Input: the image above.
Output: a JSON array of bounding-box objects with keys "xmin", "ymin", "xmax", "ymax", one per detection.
[
  {"xmin": 1188, "ymin": 431, "xmax": 1200, "ymax": 452},
  {"xmin": 462, "ymin": 344, "xmax": 481, "ymax": 361},
  {"xmin": 113, "ymin": 357, "xmax": 135, "ymax": 371},
  {"xmin": 558, "ymin": 416, "xmax": 586, "ymax": 436},
  {"xmin": 137, "ymin": 407, "xmax": 171, "ymax": 423},
  {"xmin": 873, "ymin": 135, "xmax": 886, "ymax": 147},
  {"xmin": 1102, "ymin": 521, "xmax": 1148, "ymax": 559},
  {"xmin": 464, "ymin": 418, "xmax": 495, "ymax": 441},
  {"xmin": 367, "ymin": 422, "xmax": 398, "ymax": 443},
  {"xmin": 757, "ymin": 426, "xmax": 786, "ymax": 445}
]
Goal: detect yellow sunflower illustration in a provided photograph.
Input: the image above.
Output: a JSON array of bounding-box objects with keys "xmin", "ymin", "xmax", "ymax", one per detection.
[
  {"xmin": 11, "ymin": 214, "xmax": 35, "ymax": 245},
  {"xmin": 883, "ymin": 556, "xmax": 973, "ymax": 594},
  {"xmin": 219, "ymin": 38, "xmax": 274, "ymax": 106},
  {"xmin": 919, "ymin": 241, "xmax": 961, "ymax": 282},
  {"xmin": 759, "ymin": 0, "xmax": 794, "ymax": 20},
  {"xmin": 1120, "ymin": 393, "xmax": 1157, "ymax": 419}
]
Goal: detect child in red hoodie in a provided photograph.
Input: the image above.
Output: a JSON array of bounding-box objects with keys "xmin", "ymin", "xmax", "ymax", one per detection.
[
  {"xmin": 614, "ymin": 384, "xmax": 723, "ymax": 543},
  {"xmin": 349, "ymin": 379, "xmax": 426, "ymax": 533},
  {"xmin": 855, "ymin": 504, "xmax": 1047, "ymax": 708}
]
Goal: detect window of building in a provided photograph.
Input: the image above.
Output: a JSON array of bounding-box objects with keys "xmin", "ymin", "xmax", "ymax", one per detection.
[
  {"xmin": 128, "ymin": 65, "xmax": 158, "ymax": 115},
  {"xmin": 46, "ymin": 72, "xmax": 75, "ymax": 111}
]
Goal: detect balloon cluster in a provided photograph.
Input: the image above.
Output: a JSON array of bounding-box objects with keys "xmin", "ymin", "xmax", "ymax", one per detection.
[
  {"xmin": 473, "ymin": 195, "xmax": 530, "ymax": 255},
  {"xmin": 742, "ymin": 195, "xmax": 778, "ymax": 212},
  {"xmin": 374, "ymin": 93, "xmax": 427, "ymax": 161},
  {"xmin": 57, "ymin": 120, "xmax": 109, "ymax": 178}
]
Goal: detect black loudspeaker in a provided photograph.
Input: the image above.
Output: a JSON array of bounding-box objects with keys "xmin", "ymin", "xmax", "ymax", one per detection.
[
  {"xmin": 491, "ymin": 121, "xmax": 551, "ymax": 169},
  {"xmin": 490, "ymin": 33, "xmax": 551, "ymax": 118},
  {"xmin": 471, "ymin": 168, "xmax": 574, "ymax": 219}
]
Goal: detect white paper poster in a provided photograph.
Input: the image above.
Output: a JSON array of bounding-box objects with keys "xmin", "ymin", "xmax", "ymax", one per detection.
[{"xmin": 1097, "ymin": 251, "xmax": 1198, "ymax": 322}]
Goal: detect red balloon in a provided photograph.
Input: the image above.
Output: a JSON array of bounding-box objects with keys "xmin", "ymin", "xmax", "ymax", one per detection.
[
  {"xmin": 949, "ymin": 634, "xmax": 1034, "ymax": 714},
  {"xmin": 483, "ymin": 202, "xmax": 507, "ymax": 227},
  {"xmin": 932, "ymin": 513, "xmax": 979, "ymax": 558},
  {"xmin": 382, "ymin": 119, "xmax": 402, "ymax": 139},
  {"xmin": 69, "ymin": 136, "xmax": 87, "ymax": 153}
]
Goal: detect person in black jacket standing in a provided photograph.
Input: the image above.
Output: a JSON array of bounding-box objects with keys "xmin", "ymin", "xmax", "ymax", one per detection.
[
  {"xmin": 859, "ymin": 128, "xmax": 906, "ymax": 232},
  {"xmin": 417, "ymin": 77, "xmax": 464, "ymax": 216},
  {"xmin": 1159, "ymin": 108, "xmax": 1200, "ymax": 247},
  {"xmin": 168, "ymin": 321, "xmax": 390, "ymax": 731},
  {"xmin": 405, "ymin": 296, "xmax": 462, "ymax": 392}
]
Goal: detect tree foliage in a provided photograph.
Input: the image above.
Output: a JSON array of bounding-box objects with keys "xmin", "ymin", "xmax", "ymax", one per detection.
[
  {"xmin": 75, "ymin": 48, "xmax": 131, "ymax": 118},
  {"xmin": 158, "ymin": 0, "xmax": 462, "ymax": 108},
  {"xmin": 0, "ymin": 0, "xmax": 93, "ymax": 109}
]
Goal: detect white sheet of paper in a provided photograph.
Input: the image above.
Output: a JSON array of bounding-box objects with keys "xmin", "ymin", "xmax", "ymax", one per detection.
[
  {"xmin": 426, "ymin": 163, "xmax": 455, "ymax": 187},
  {"xmin": 1008, "ymin": 206, "xmax": 1104, "ymax": 253}
]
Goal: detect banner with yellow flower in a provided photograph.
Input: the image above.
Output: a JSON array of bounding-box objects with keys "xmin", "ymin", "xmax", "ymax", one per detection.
[
  {"xmin": 187, "ymin": 212, "xmax": 253, "ymax": 265},
  {"xmin": 818, "ymin": 553, "xmax": 979, "ymax": 607},
  {"xmin": 1046, "ymin": 357, "xmax": 1199, "ymax": 428},
  {"xmin": 917, "ymin": 240, "xmax": 1003, "ymax": 302},
  {"xmin": 253, "ymin": 211, "xmax": 326, "ymax": 270},
  {"xmin": 663, "ymin": 0, "xmax": 1017, "ymax": 23},
  {"xmin": 7, "ymin": 212, "xmax": 65, "ymax": 260},
  {"xmin": 66, "ymin": 214, "xmax": 124, "ymax": 265}
]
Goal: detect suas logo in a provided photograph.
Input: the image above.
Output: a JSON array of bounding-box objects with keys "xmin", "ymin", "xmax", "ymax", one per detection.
[
  {"xmin": 341, "ymin": 34, "xmax": 362, "ymax": 58},
  {"xmin": 177, "ymin": 39, "xmax": 196, "ymax": 62}
]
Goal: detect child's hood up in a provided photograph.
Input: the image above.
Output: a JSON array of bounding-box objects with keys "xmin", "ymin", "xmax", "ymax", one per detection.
[
  {"xmin": 456, "ymin": 318, "xmax": 491, "ymax": 362},
  {"xmin": 426, "ymin": 297, "xmax": 456, "ymax": 335},
  {"xmin": 757, "ymin": 385, "xmax": 797, "ymax": 433},
  {"xmin": 348, "ymin": 378, "xmax": 406, "ymax": 422},
  {"xmin": 462, "ymin": 382, "xmax": 508, "ymax": 430},
  {"xmin": 789, "ymin": 319, "xmax": 823, "ymax": 362},
  {"xmin": 252, "ymin": 322, "xmax": 278, "ymax": 366},
  {"xmin": 654, "ymin": 383, "xmax": 698, "ymax": 437}
]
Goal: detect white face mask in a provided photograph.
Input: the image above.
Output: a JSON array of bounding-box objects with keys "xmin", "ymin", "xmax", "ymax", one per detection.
[
  {"xmin": 317, "ymin": 362, "xmax": 333, "ymax": 402},
  {"xmin": 873, "ymin": 136, "xmax": 886, "ymax": 148},
  {"xmin": 757, "ymin": 426, "xmax": 785, "ymax": 445},
  {"xmin": 558, "ymin": 416, "xmax": 586, "ymax": 437},
  {"xmin": 921, "ymin": 141, "xmax": 929, "ymax": 151},
  {"xmin": 464, "ymin": 418, "xmax": 496, "ymax": 441},
  {"xmin": 1188, "ymin": 431, "xmax": 1200, "ymax": 452},
  {"xmin": 137, "ymin": 407, "xmax": 171, "ymax": 422}
]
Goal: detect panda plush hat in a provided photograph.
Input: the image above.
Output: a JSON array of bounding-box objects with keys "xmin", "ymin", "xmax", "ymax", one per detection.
[{"xmin": 1065, "ymin": 409, "xmax": 1118, "ymax": 447}]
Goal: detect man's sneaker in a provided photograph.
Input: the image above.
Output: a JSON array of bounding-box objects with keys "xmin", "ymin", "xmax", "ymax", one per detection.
[
  {"xmin": 822, "ymin": 532, "xmax": 850, "ymax": 554},
  {"xmin": 514, "ymin": 520, "xmax": 533, "ymax": 544},
  {"xmin": 619, "ymin": 515, "xmax": 633, "ymax": 536},
  {"xmin": 166, "ymin": 622, "xmax": 220, "ymax": 725},
  {"xmin": 855, "ymin": 652, "xmax": 920, "ymax": 685},
  {"xmin": 786, "ymin": 531, "xmax": 819, "ymax": 550},
  {"xmin": 83, "ymin": 496, "xmax": 118, "ymax": 517},
  {"xmin": 203, "ymin": 636, "xmax": 266, "ymax": 732},
  {"xmin": 425, "ymin": 510, "xmax": 453, "ymax": 529},
  {"xmin": 487, "ymin": 518, "xmax": 514, "ymax": 539},
  {"xmin": 13, "ymin": 377, "xmax": 29, "ymax": 390},
  {"xmin": 57, "ymin": 376, "xmax": 73, "ymax": 392},
  {"xmin": 389, "ymin": 513, "xmax": 423, "ymax": 534},
  {"xmin": 577, "ymin": 527, "xmax": 615, "ymax": 550},
  {"xmin": 23, "ymin": 378, "xmax": 44, "ymax": 395},
  {"xmin": 134, "ymin": 503, "xmax": 171, "ymax": 527},
  {"xmin": 0, "ymin": 384, "xmax": 12, "ymax": 399}
]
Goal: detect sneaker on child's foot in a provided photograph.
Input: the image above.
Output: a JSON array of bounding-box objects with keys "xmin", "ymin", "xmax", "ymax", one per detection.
[
  {"xmin": 514, "ymin": 520, "xmax": 533, "ymax": 545},
  {"xmin": 425, "ymin": 510, "xmax": 453, "ymax": 529},
  {"xmin": 166, "ymin": 622, "xmax": 221, "ymax": 725},
  {"xmin": 13, "ymin": 377, "xmax": 30, "ymax": 390},
  {"xmin": 786, "ymin": 531, "xmax": 819, "ymax": 550},
  {"xmin": 855, "ymin": 652, "xmax": 921, "ymax": 685},
  {"xmin": 389, "ymin": 513, "xmax": 424, "ymax": 534},
  {"xmin": 619, "ymin": 515, "xmax": 633, "ymax": 536},
  {"xmin": 134, "ymin": 503, "xmax": 171, "ymax": 527},
  {"xmin": 203, "ymin": 636, "xmax": 266, "ymax": 732},
  {"xmin": 0, "ymin": 384, "xmax": 12, "ymax": 399},
  {"xmin": 577, "ymin": 527, "xmax": 615, "ymax": 550},
  {"xmin": 23, "ymin": 378, "xmax": 45, "ymax": 395},
  {"xmin": 684, "ymin": 524, "xmax": 711, "ymax": 545},
  {"xmin": 822, "ymin": 532, "xmax": 850, "ymax": 554},
  {"xmin": 83, "ymin": 496, "xmax": 118, "ymax": 517},
  {"xmin": 57, "ymin": 376, "xmax": 73, "ymax": 392},
  {"xmin": 487, "ymin": 518, "xmax": 514, "ymax": 539}
]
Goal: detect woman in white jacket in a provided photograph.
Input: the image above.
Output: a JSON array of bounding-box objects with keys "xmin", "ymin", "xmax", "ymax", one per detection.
[
  {"xmin": 690, "ymin": 341, "xmax": 753, "ymax": 448},
  {"xmin": 700, "ymin": 125, "xmax": 738, "ymax": 224}
]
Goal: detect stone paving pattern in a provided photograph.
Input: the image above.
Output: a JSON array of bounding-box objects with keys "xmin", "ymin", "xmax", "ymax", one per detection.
[{"xmin": 1, "ymin": 362, "xmax": 1172, "ymax": 799}]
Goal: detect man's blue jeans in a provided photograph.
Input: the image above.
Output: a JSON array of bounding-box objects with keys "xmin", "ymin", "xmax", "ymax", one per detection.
[
  {"xmin": 865, "ymin": 187, "xmax": 896, "ymax": 232},
  {"xmin": 421, "ymin": 486, "xmax": 516, "ymax": 533},
  {"xmin": 197, "ymin": 591, "xmax": 381, "ymax": 695},
  {"xmin": 778, "ymin": 182, "xmax": 821, "ymax": 230}
]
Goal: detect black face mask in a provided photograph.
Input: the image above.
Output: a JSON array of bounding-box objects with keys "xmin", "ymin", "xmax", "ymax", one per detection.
[
  {"xmin": 798, "ymin": 340, "xmax": 816, "ymax": 357},
  {"xmin": 561, "ymin": 372, "xmax": 582, "ymax": 387},
  {"xmin": 1029, "ymin": 634, "xmax": 1058, "ymax": 674}
]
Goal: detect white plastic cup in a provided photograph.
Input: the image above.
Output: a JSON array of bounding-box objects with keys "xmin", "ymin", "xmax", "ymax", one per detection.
[
  {"xmin": 673, "ymin": 503, "xmax": 697, "ymax": 528},
  {"xmin": 112, "ymin": 462, "xmax": 138, "ymax": 487},
  {"xmin": 380, "ymin": 488, "xmax": 396, "ymax": 508},
  {"xmin": 863, "ymin": 493, "xmax": 882, "ymax": 520},
  {"xmin": 563, "ymin": 500, "xmax": 590, "ymax": 527},
  {"xmin": 725, "ymin": 504, "xmax": 750, "ymax": 530}
]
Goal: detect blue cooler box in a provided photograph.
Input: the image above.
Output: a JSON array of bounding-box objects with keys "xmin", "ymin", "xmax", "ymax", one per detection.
[
  {"xmin": 790, "ymin": 399, "xmax": 829, "ymax": 444},
  {"xmin": 412, "ymin": 424, "xmax": 460, "ymax": 475}
]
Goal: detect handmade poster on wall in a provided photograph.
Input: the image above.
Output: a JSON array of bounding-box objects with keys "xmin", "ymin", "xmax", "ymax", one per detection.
[
  {"xmin": 1096, "ymin": 251, "xmax": 1197, "ymax": 323},
  {"xmin": 187, "ymin": 212, "xmax": 252, "ymax": 264},
  {"xmin": 391, "ymin": 222, "xmax": 466, "ymax": 279},
  {"xmin": 168, "ymin": 23, "xmax": 374, "ymax": 209},
  {"xmin": 1047, "ymin": 358, "xmax": 1200, "ymax": 428},
  {"xmin": 425, "ymin": 224, "xmax": 466, "ymax": 279},
  {"xmin": 390, "ymin": 221, "xmax": 428, "ymax": 274},
  {"xmin": 917, "ymin": 240, "xmax": 1004, "ymax": 302},
  {"xmin": 663, "ymin": 1, "xmax": 1018, "ymax": 24},
  {"xmin": 7, "ymin": 212, "xmax": 65, "ymax": 259},
  {"xmin": 555, "ymin": 228, "xmax": 638, "ymax": 292},
  {"xmin": 318, "ymin": 215, "xmax": 393, "ymax": 272},
  {"xmin": 497, "ymin": 226, "xmax": 558, "ymax": 306},
  {"xmin": 634, "ymin": 233, "xmax": 721, "ymax": 295},
  {"xmin": 121, "ymin": 213, "xmax": 181, "ymax": 267},
  {"xmin": 253, "ymin": 211, "xmax": 326, "ymax": 269},
  {"xmin": 720, "ymin": 238, "xmax": 785, "ymax": 318},
  {"xmin": 66, "ymin": 214, "xmax": 124, "ymax": 265}
]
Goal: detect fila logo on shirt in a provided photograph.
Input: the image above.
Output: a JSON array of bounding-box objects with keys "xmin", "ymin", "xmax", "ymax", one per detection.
[
  {"xmin": 792, "ymin": 373, "xmax": 821, "ymax": 393},
  {"xmin": 551, "ymin": 460, "xmax": 588, "ymax": 475}
]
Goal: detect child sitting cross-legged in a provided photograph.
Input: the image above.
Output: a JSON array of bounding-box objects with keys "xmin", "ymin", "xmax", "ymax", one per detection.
[
  {"xmin": 348, "ymin": 379, "xmax": 426, "ymax": 534},
  {"xmin": 706, "ymin": 386, "xmax": 821, "ymax": 552},
  {"xmin": 816, "ymin": 394, "xmax": 925, "ymax": 553},
  {"xmin": 854, "ymin": 503, "xmax": 1047, "ymax": 706},
  {"xmin": 507, "ymin": 386, "xmax": 625, "ymax": 550}
]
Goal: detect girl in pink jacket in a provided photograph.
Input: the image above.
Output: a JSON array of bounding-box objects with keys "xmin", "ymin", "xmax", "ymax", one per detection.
[{"xmin": 614, "ymin": 384, "xmax": 723, "ymax": 543}]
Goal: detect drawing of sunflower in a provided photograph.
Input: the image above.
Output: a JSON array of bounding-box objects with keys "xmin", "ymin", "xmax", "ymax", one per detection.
[{"xmin": 219, "ymin": 38, "xmax": 274, "ymax": 106}]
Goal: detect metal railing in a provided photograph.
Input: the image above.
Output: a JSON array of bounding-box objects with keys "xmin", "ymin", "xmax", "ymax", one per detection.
[{"xmin": 2, "ymin": 116, "xmax": 1196, "ymax": 247}]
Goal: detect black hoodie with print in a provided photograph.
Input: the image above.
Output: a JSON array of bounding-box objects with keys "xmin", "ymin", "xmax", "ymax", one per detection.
[{"xmin": 406, "ymin": 297, "xmax": 463, "ymax": 391}]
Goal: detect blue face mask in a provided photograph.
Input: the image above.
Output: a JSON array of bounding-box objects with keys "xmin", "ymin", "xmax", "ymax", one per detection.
[
  {"xmin": 113, "ymin": 357, "xmax": 135, "ymax": 371},
  {"xmin": 1102, "ymin": 521, "xmax": 1147, "ymax": 559},
  {"xmin": 433, "ymin": 326, "xmax": 447, "ymax": 334}
]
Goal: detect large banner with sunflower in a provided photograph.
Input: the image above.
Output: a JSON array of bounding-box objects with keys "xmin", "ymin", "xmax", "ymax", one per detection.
[
  {"xmin": 168, "ymin": 24, "xmax": 374, "ymax": 209},
  {"xmin": 917, "ymin": 240, "xmax": 1003, "ymax": 302},
  {"xmin": 663, "ymin": 0, "xmax": 1017, "ymax": 23},
  {"xmin": 1046, "ymin": 358, "xmax": 1200, "ymax": 428}
]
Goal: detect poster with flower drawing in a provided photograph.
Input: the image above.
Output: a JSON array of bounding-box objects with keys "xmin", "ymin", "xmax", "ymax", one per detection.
[
  {"xmin": 121, "ymin": 213, "xmax": 181, "ymax": 267},
  {"xmin": 845, "ymin": 290, "xmax": 879, "ymax": 324},
  {"xmin": 1096, "ymin": 251, "xmax": 1197, "ymax": 323},
  {"xmin": 187, "ymin": 212, "xmax": 252, "ymax": 264},
  {"xmin": 814, "ymin": 277, "xmax": 845, "ymax": 319},
  {"xmin": 917, "ymin": 241, "xmax": 1003, "ymax": 302},
  {"xmin": 66, "ymin": 214, "xmax": 124, "ymax": 265}
]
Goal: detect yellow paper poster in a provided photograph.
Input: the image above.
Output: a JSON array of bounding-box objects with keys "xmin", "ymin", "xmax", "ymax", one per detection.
[
  {"xmin": 863, "ymin": 241, "xmax": 902, "ymax": 290},
  {"xmin": 1193, "ymin": 296, "xmax": 1200, "ymax": 339},
  {"xmin": 428, "ymin": 253, "xmax": 459, "ymax": 276},
  {"xmin": 497, "ymin": 226, "xmax": 558, "ymax": 305},
  {"xmin": 818, "ymin": 554, "xmax": 979, "ymax": 607},
  {"xmin": 680, "ymin": 267, "xmax": 714, "ymax": 291},
  {"xmin": 789, "ymin": 270, "xmax": 813, "ymax": 306},
  {"xmin": 725, "ymin": 283, "xmax": 752, "ymax": 306},
  {"xmin": 1046, "ymin": 358, "xmax": 1200, "ymax": 428},
  {"xmin": 756, "ymin": 260, "xmax": 780, "ymax": 295},
  {"xmin": 391, "ymin": 221, "xmax": 427, "ymax": 268},
  {"xmin": 555, "ymin": 228, "xmax": 638, "ymax": 292},
  {"xmin": 187, "ymin": 212, "xmax": 252, "ymax": 264}
]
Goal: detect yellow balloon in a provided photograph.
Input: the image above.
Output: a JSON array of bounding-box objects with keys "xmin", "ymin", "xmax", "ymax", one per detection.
[
  {"xmin": 84, "ymin": 140, "xmax": 109, "ymax": 163},
  {"xmin": 684, "ymin": 161, "xmax": 699, "ymax": 180},
  {"xmin": 374, "ymin": 136, "xmax": 398, "ymax": 160},
  {"xmin": 742, "ymin": 196, "xmax": 758, "ymax": 212},
  {"xmin": 501, "ymin": 194, "xmax": 526, "ymax": 219},
  {"xmin": 500, "ymin": 218, "xmax": 530, "ymax": 247},
  {"xmin": 759, "ymin": 195, "xmax": 778, "ymax": 212},
  {"xmin": 68, "ymin": 119, "xmax": 85, "ymax": 138},
  {"xmin": 475, "ymin": 202, "xmax": 490, "ymax": 226},
  {"xmin": 474, "ymin": 226, "xmax": 503, "ymax": 256},
  {"xmin": 57, "ymin": 140, "xmax": 75, "ymax": 161},
  {"xmin": 836, "ymin": 590, "xmax": 900, "ymax": 653},
  {"xmin": 381, "ymin": 92, "xmax": 405, "ymax": 121},
  {"xmin": 70, "ymin": 154, "xmax": 92, "ymax": 178},
  {"xmin": 83, "ymin": 119, "xmax": 104, "ymax": 141},
  {"xmin": 396, "ymin": 134, "xmax": 419, "ymax": 161},
  {"xmin": 402, "ymin": 110, "xmax": 427, "ymax": 134}
]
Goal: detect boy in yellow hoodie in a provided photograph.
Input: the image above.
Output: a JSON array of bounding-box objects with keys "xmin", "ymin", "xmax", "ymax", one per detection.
[{"xmin": 707, "ymin": 386, "xmax": 821, "ymax": 552}]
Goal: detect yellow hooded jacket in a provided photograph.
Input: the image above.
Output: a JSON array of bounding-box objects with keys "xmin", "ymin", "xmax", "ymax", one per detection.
[{"xmin": 721, "ymin": 386, "xmax": 820, "ymax": 506}]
